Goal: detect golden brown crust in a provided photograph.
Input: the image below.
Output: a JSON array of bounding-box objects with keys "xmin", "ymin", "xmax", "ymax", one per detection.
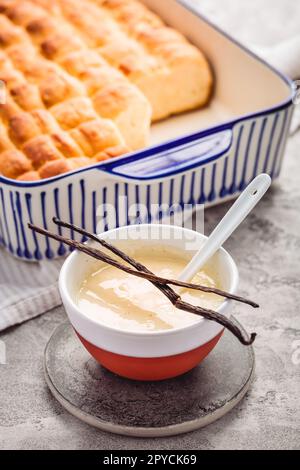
[
  {"xmin": 58, "ymin": 0, "xmax": 117, "ymax": 48},
  {"xmin": 0, "ymin": 0, "xmax": 14, "ymax": 14},
  {"xmin": 8, "ymin": 112, "xmax": 42, "ymax": 145},
  {"xmin": 17, "ymin": 170, "xmax": 40, "ymax": 181},
  {"xmin": 93, "ymin": 83, "xmax": 136, "ymax": 119},
  {"xmin": 7, "ymin": 109, "xmax": 60, "ymax": 146},
  {"xmin": 70, "ymin": 156, "xmax": 93, "ymax": 169},
  {"xmin": 38, "ymin": 158, "xmax": 73, "ymax": 179},
  {"xmin": 60, "ymin": 50, "xmax": 107, "ymax": 77},
  {"xmin": 0, "ymin": 149, "xmax": 32, "ymax": 178},
  {"xmin": 5, "ymin": 1, "xmax": 45, "ymax": 26},
  {"xmin": 41, "ymin": 32, "xmax": 84, "ymax": 62},
  {"xmin": 10, "ymin": 82, "xmax": 45, "ymax": 111},
  {"xmin": 7, "ymin": 43, "xmax": 45, "ymax": 73},
  {"xmin": 38, "ymin": 156, "xmax": 91, "ymax": 179},
  {"xmin": 0, "ymin": 124, "xmax": 16, "ymax": 152},
  {"xmin": 0, "ymin": 95, "xmax": 22, "ymax": 121},
  {"xmin": 0, "ymin": 0, "xmax": 212, "ymax": 180},
  {"xmin": 80, "ymin": 66, "xmax": 124, "ymax": 96},
  {"xmin": 38, "ymin": 70, "xmax": 85, "ymax": 108},
  {"xmin": 94, "ymin": 144, "xmax": 130, "ymax": 161},
  {"xmin": 1, "ymin": 2, "xmax": 152, "ymax": 149},
  {"xmin": 50, "ymin": 98, "xmax": 97, "ymax": 130},
  {"xmin": 50, "ymin": 132, "xmax": 82, "ymax": 158},
  {"xmin": 99, "ymin": 0, "xmax": 163, "ymax": 28},
  {"xmin": 0, "ymin": 15, "xmax": 24, "ymax": 48},
  {"xmin": 22, "ymin": 135, "xmax": 63, "ymax": 168},
  {"xmin": 70, "ymin": 119, "xmax": 124, "ymax": 157},
  {"xmin": 30, "ymin": 109, "xmax": 60, "ymax": 135},
  {"xmin": 0, "ymin": 67, "xmax": 24, "ymax": 90}
]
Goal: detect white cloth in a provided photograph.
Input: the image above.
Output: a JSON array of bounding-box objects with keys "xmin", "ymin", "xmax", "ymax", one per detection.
[
  {"xmin": 253, "ymin": 37, "xmax": 300, "ymax": 133},
  {"xmin": 0, "ymin": 3, "xmax": 300, "ymax": 331},
  {"xmin": 253, "ymin": 36, "xmax": 300, "ymax": 81}
]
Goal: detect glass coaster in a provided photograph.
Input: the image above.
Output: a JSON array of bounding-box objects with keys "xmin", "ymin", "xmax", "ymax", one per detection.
[{"xmin": 44, "ymin": 320, "xmax": 255, "ymax": 437}]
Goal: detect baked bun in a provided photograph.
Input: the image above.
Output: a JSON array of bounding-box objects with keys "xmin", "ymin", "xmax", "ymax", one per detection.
[
  {"xmin": 0, "ymin": 149, "xmax": 32, "ymax": 178},
  {"xmin": 0, "ymin": 0, "xmax": 213, "ymax": 181}
]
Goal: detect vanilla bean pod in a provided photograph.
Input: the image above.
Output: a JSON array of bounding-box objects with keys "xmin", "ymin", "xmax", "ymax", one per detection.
[
  {"xmin": 52, "ymin": 218, "xmax": 258, "ymax": 308},
  {"xmin": 28, "ymin": 222, "xmax": 257, "ymax": 345},
  {"xmin": 52, "ymin": 217, "xmax": 178, "ymax": 305}
]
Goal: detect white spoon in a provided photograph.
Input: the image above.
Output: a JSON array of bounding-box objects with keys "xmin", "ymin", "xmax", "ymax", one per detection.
[{"xmin": 178, "ymin": 173, "xmax": 272, "ymax": 284}]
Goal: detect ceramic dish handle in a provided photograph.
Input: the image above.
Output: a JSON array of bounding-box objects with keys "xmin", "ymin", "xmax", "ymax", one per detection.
[{"xmin": 100, "ymin": 128, "xmax": 233, "ymax": 180}]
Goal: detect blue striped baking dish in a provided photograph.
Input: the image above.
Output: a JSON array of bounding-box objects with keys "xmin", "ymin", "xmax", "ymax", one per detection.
[{"xmin": 0, "ymin": 0, "xmax": 295, "ymax": 261}]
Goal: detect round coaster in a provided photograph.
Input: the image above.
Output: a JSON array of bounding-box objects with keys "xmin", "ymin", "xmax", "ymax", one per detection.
[{"xmin": 44, "ymin": 320, "xmax": 255, "ymax": 437}]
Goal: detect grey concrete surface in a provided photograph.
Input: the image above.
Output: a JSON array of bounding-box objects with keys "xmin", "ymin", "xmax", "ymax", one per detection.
[{"xmin": 0, "ymin": 0, "xmax": 300, "ymax": 450}]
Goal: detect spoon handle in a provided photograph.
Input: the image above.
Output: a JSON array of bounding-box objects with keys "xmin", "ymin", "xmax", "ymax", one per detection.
[{"xmin": 179, "ymin": 174, "xmax": 272, "ymax": 283}]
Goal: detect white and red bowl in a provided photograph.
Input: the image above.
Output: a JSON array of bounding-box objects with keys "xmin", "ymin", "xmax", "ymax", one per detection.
[{"xmin": 59, "ymin": 224, "xmax": 239, "ymax": 381}]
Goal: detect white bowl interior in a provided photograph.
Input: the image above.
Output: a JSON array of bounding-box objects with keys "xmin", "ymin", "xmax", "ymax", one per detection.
[
  {"xmin": 59, "ymin": 225, "xmax": 239, "ymax": 357},
  {"xmin": 64, "ymin": 224, "xmax": 236, "ymax": 315}
]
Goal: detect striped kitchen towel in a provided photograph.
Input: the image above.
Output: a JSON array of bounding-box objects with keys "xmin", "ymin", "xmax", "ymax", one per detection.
[{"xmin": 0, "ymin": 248, "xmax": 63, "ymax": 331}]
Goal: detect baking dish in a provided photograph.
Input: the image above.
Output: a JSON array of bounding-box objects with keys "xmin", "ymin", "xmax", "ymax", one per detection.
[{"xmin": 0, "ymin": 0, "xmax": 294, "ymax": 261}]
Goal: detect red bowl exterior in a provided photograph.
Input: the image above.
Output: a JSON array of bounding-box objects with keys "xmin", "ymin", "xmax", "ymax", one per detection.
[{"xmin": 76, "ymin": 330, "xmax": 224, "ymax": 381}]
